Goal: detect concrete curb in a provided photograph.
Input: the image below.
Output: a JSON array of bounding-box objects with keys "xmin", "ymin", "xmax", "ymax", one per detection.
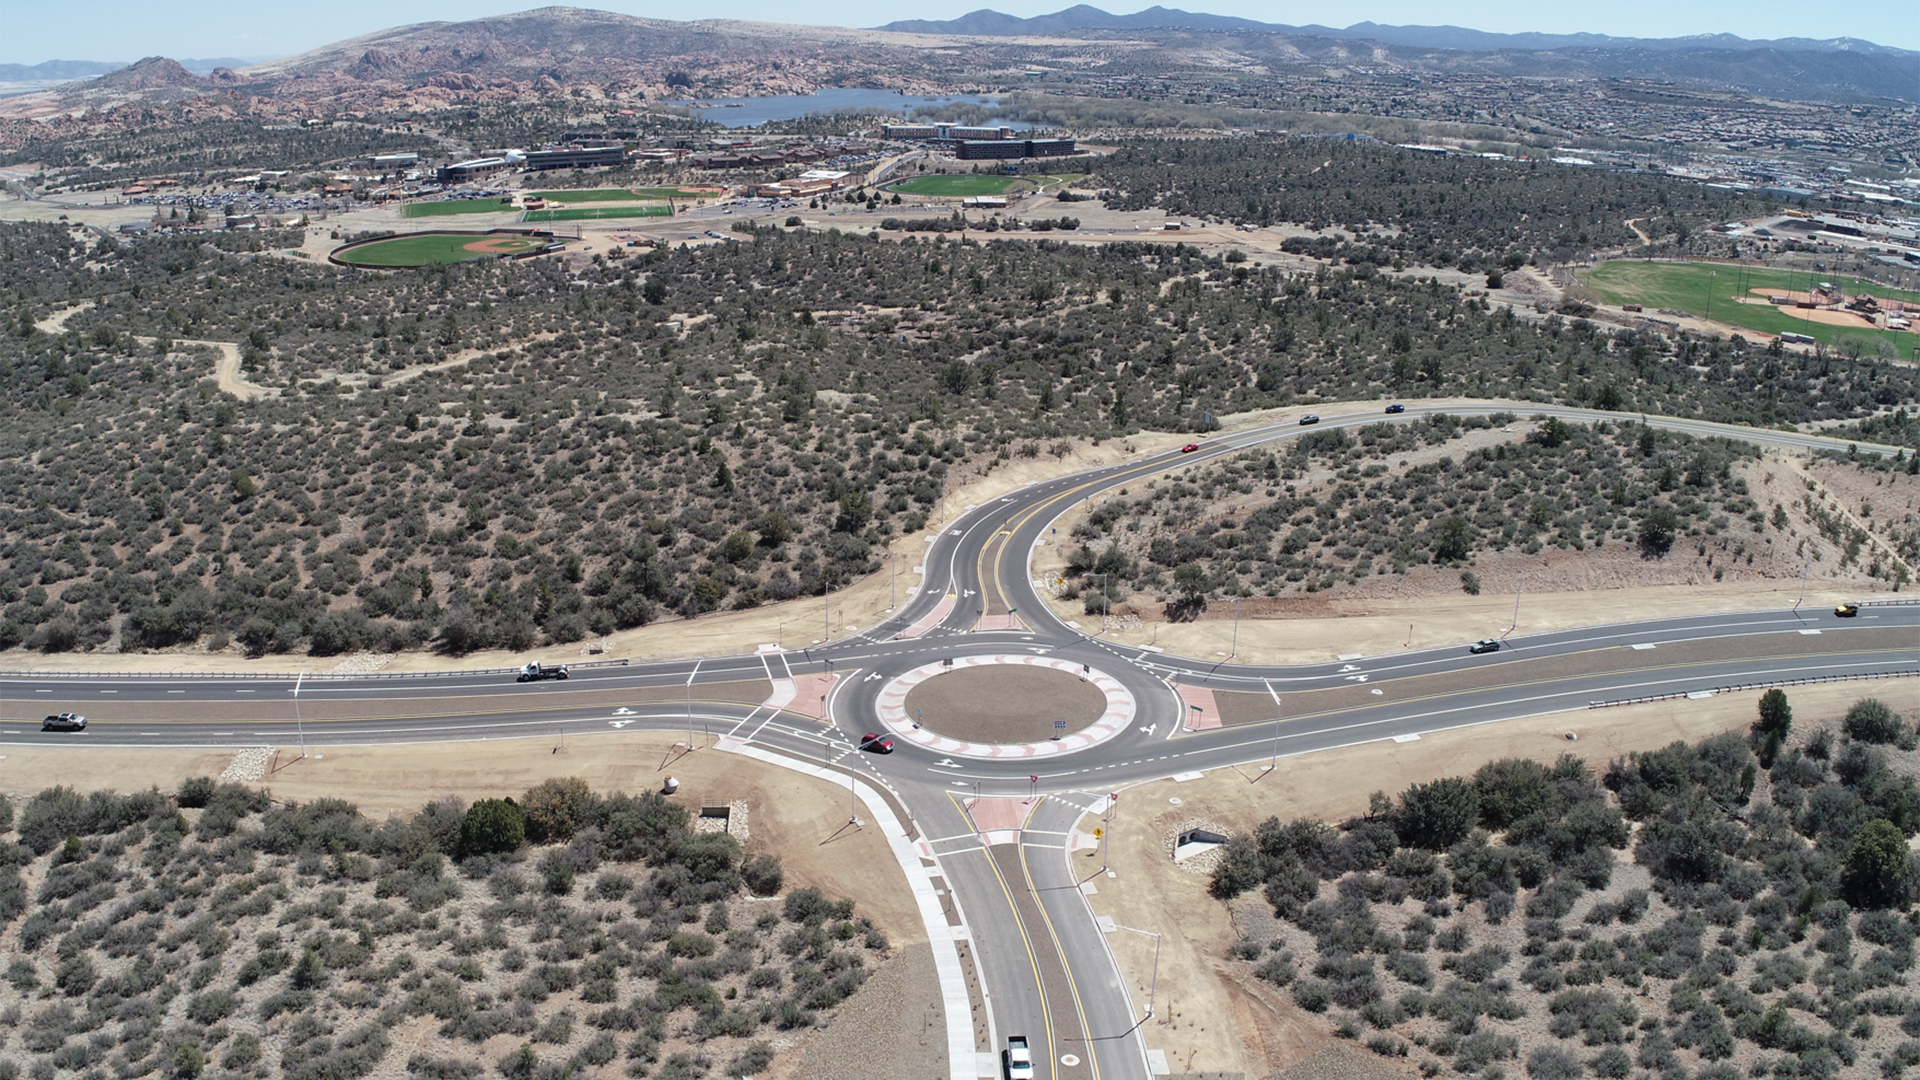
[{"xmin": 715, "ymin": 738, "xmax": 978, "ymax": 1080}]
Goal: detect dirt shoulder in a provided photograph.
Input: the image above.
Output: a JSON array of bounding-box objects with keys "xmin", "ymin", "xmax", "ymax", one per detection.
[
  {"xmin": 0, "ymin": 730, "xmax": 927, "ymax": 946},
  {"xmin": 1079, "ymin": 683, "xmax": 1882, "ymax": 1078}
]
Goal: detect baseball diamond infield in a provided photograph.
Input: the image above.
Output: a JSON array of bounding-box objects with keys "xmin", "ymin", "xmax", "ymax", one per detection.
[{"xmin": 876, "ymin": 655, "xmax": 1136, "ymax": 759}]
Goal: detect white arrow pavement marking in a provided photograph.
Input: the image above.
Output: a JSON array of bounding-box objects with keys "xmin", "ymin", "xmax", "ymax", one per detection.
[
  {"xmin": 932, "ymin": 759, "xmax": 964, "ymax": 769},
  {"xmin": 1138, "ymin": 724, "xmax": 1157, "ymax": 736},
  {"xmin": 1345, "ymin": 675, "xmax": 1370, "ymax": 683},
  {"xmin": 613, "ymin": 707, "xmax": 634, "ymax": 715},
  {"xmin": 608, "ymin": 720, "xmax": 633, "ymax": 728},
  {"xmin": 863, "ymin": 672, "xmax": 882, "ymax": 682},
  {"xmin": 1338, "ymin": 664, "xmax": 1361, "ymax": 672}
]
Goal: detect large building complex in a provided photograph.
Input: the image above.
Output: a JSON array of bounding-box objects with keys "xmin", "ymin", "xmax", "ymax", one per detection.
[
  {"xmin": 953, "ymin": 138, "xmax": 1078, "ymax": 160},
  {"xmin": 883, "ymin": 122, "xmax": 1076, "ymax": 160}
]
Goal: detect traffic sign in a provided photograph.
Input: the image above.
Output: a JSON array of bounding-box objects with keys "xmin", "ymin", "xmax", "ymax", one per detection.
[
  {"xmin": 1055, "ymin": 720, "xmax": 1067, "ymax": 729},
  {"xmin": 1093, "ymin": 828, "xmax": 1104, "ymax": 839}
]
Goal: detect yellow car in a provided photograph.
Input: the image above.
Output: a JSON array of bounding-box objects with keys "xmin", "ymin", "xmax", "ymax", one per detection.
[{"xmin": 1834, "ymin": 604, "xmax": 1859, "ymax": 618}]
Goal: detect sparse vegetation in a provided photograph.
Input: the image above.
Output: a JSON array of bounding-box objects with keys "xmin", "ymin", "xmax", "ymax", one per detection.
[
  {"xmin": 0, "ymin": 776, "xmax": 876, "ymax": 1080},
  {"xmin": 1213, "ymin": 694, "xmax": 1920, "ymax": 1080}
]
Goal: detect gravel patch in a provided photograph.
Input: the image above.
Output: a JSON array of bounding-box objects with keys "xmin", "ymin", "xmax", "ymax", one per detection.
[
  {"xmin": 324, "ymin": 651, "xmax": 393, "ymax": 675},
  {"xmin": 1262, "ymin": 1043, "xmax": 1411, "ymax": 1080},
  {"xmin": 693, "ymin": 797, "xmax": 751, "ymax": 841},
  {"xmin": 218, "ymin": 747, "xmax": 273, "ymax": 783},
  {"xmin": 791, "ymin": 940, "xmax": 945, "ymax": 1079}
]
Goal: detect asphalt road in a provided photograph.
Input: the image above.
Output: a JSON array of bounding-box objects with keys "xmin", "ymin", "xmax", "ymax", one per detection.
[{"xmin": 6, "ymin": 404, "xmax": 1915, "ymax": 1080}]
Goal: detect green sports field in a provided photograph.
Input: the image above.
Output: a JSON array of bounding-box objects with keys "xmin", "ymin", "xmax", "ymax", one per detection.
[
  {"xmin": 888, "ymin": 175, "xmax": 1029, "ymax": 197},
  {"xmin": 1580, "ymin": 260, "xmax": 1920, "ymax": 352},
  {"xmin": 403, "ymin": 199, "xmax": 516, "ymax": 218},
  {"xmin": 531, "ymin": 187, "xmax": 713, "ymax": 203},
  {"xmin": 522, "ymin": 205, "xmax": 673, "ymax": 223},
  {"xmin": 334, "ymin": 232, "xmax": 553, "ymax": 267}
]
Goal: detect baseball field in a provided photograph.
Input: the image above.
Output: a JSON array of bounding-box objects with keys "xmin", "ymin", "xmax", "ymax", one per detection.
[
  {"xmin": 1580, "ymin": 260, "xmax": 1919, "ymax": 351},
  {"xmin": 333, "ymin": 232, "xmax": 554, "ymax": 267}
]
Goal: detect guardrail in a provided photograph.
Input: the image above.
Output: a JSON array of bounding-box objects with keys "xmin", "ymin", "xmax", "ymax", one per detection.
[
  {"xmin": 1589, "ymin": 668, "xmax": 1920, "ymax": 709},
  {"xmin": 0, "ymin": 658, "xmax": 631, "ymax": 681},
  {"xmin": 1858, "ymin": 599, "xmax": 1920, "ymax": 608}
]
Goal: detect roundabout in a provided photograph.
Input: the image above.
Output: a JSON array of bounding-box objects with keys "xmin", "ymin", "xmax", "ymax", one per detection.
[{"xmin": 874, "ymin": 654, "xmax": 1136, "ymax": 758}]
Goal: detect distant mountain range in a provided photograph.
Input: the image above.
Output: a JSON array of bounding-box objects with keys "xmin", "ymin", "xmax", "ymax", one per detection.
[
  {"xmin": 0, "ymin": 57, "xmax": 273, "ymax": 82},
  {"xmin": 876, "ymin": 5, "xmax": 1912, "ymax": 56}
]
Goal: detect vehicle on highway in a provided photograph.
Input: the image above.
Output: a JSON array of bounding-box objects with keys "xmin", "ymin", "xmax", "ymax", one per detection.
[
  {"xmin": 1004, "ymin": 1035, "xmax": 1034, "ymax": 1080},
  {"xmin": 1385, "ymin": 403, "xmax": 1406, "ymax": 414},
  {"xmin": 516, "ymin": 662, "xmax": 570, "ymax": 682},
  {"xmin": 859, "ymin": 732, "xmax": 895, "ymax": 754},
  {"xmin": 1180, "ymin": 443, "xmax": 1200, "ymax": 453},
  {"xmin": 1299, "ymin": 414, "xmax": 1320, "ymax": 425},
  {"xmin": 1468, "ymin": 639, "xmax": 1502, "ymax": 654},
  {"xmin": 42, "ymin": 712, "xmax": 87, "ymax": 732},
  {"xmin": 1835, "ymin": 603, "xmax": 1859, "ymax": 617}
]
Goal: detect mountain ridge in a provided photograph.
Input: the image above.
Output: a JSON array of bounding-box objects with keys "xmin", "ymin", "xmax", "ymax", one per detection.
[{"xmin": 875, "ymin": 5, "xmax": 1914, "ymax": 56}]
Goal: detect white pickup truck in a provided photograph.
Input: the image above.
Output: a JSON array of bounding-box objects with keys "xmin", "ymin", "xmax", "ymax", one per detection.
[{"xmin": 1003, "ymin": 1035, "xmax": 1034, "ymax": 1080}]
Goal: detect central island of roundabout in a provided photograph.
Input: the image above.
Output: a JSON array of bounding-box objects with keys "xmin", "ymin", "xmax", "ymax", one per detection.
[{"xmin": 873, "ymin": 654, "xmax": 1136, "ymax": 758}]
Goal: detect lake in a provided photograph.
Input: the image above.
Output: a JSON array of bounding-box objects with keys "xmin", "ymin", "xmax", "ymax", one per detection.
[{"xmin": 662, "ymin": 88, "xmax": 1036, "ymax": 129}]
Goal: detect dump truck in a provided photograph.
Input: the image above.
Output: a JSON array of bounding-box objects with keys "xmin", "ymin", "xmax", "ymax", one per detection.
[
  {"xmin": 515, "ymin": 662, "xmax": 570, "ymax": 683},
  {"xmin": 1003, "ymin": 1035, "xmax": 1034, "ymax": 1080}
]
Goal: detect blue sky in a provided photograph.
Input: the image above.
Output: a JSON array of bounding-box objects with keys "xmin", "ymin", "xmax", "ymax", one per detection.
[{"xmin": 6, "ymin": 0, "xmax": 1914, "ymax": 66}]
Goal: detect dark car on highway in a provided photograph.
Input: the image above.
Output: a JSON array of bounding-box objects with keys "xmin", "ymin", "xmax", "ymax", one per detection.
[
  {"xmin": 1468, "ymin": 639, "xmax": 1502, "ymax": 654},
  {"xmin": 1385, "ymin": 403, "xmax": 1406, "ymax": 414},
  {"xmin": 42, "ymin": 712, "xmax": 87, "ymax": 732},
  {"xmin": 1298, "ymin": 414, "xmax": 1320, "ymax": 425},
  {"xmin": 859, "ymin": 732, "xmax": 895, "ymax": 754}
]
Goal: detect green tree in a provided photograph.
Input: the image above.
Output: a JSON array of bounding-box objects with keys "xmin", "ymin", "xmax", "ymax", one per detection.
[
  {"xmin": 1173, "ymin": 562, "xmax": 1213, "ymax": 604},
  {"xmin": 1638, "ymin": 506, "xmax": 1679, "ymax": 555},
  {"xmin": 460, "ymin": 797, "xmax": 525, "ymax": 855},
  {"xmin": 171, "ymin": 1045, "xmax": 205, "ymax": 1080},
  {"xmin": 835, "ymin": 490, "xmax": 872, "ymax": 533},
  {"xmin": 1395, "ymin": 777, "xmax": 1482, "ymax": 850},
  {"xmin": 497, "ymin": 1043, "xmax": 539, "ymax": 1080},
  {"xmin": 1842, "ymin": 818, "xmax": 1910, "ymax": 908},
  {"xmin": 757, "ymin": 509, "xmax": 792, "ymax": 547},
  {"xmin": 1754, "ymin": 688, "xmax": 1792, "ymax": 766},
  {"xmin": 1431, "ymin": 516, "xmax": 1475, "ymax": 563}
]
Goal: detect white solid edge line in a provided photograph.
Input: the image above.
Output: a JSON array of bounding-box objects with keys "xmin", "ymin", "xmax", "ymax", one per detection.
[{"xmin": 718, "ymin": 741, "xmax": 978, "ymax": 1080}]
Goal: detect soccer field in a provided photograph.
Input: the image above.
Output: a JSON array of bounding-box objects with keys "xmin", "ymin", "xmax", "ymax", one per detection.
[
  {"xmin": 888, "ymin": 175, "xmax": 1029, "ymax": 197},
  {"xmin": 522, "ymin": 205, "xmax": 673, "ymax": 222},
  {"xmin": 531, "ymin": 188, "xmax": 713, "ymax": 203},
  {"xmin": 1580, "ymin": 260, "xmax": 1919, "ymax": 352},
  {"xmin": 403, "ymin": 199, "xmax": 516, "ymax": 218},
  {"xmin": 334, "ymin": 232, "xmax": 552, "ymax": 267}
]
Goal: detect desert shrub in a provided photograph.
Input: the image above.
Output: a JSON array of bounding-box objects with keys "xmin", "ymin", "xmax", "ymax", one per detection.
[
  {"xmin": 1292, "ymin": 978, "xmax": 1332, "ymax": 1012},
  {"xmin": 1526, "ymin": 1044, "xmax": 1585, "ymax": 1080},
  {"xmin": 406, "ymin": 1055, "xmax": 482, "ymax": 1080},
  {"xmin": 1846, "ymin": 698, "xmax": 1915, "ymax": 748},
  {"xmin": 1456, "ymin": 1031, "xmax": 1520, "ymax": 1072},
  {"xmin": 742, "ymin": 854, "xmax": 783, "ymax": 896},
  {"xmin": 177, "ymin": 777, "xmax": 216, "ymax": 808},
  {"xmin": 461, "ymin": 799, "xmax": 526, "ymax": 856},
  {"xmin": 262, "ymin": 798, "xmax": 371, "ymax": 854},
  {"xmin": 1397, "ymin": 778, "xmax": 1481, "ymax": 850},
  {"xmin": 521, "ymin": 778, "xmax": 598, "ymax": 844}
]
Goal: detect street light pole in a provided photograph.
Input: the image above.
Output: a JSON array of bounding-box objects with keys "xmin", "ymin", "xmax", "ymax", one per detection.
[
  {"xmin": 1508, "ymin": 571, "xmax": 1524, "ymax": 636},
  {"xmin": 1092, "ymin": 572, "xmax": 1109, "ymax": 633},
  {"xmin": 1230, "ymin": 596, "xmax": 1240, "ymax": 659},
  {"xmin": 824, "ymin": 581, "xmax": 831, "ymax": 643},
  {"xmin": 293, "ymin": 672, "xmax": 307, "ymax": 760},
  {"xmin": 686, "ymin": 659, "xmax": 701, "ymax": 750}
]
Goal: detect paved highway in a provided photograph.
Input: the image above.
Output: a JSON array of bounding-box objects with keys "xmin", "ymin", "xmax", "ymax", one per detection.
[{"xmin": 5, "ymin": 404, "xmax": 1914, "ymax": 1080}]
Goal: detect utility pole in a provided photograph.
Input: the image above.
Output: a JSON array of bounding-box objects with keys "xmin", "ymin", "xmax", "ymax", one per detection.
[
  {"xmin": 1507, "ymin": 571, "xmax": 1525, "ymax": 636},
  {"xmin": 888, "ymin": 543, "xmax": 897, "ymax": 611},
  {"xmin": 1794, "ymin": 550, "xmax": 1812, "ymax": 611},
  {"xmin": 824, "ymin": 581, "xmax": 831, "ymax": 642}
]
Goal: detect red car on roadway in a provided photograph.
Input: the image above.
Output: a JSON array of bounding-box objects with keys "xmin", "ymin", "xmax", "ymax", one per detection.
[
  {"xmin": 1180, "ymin": 443, "xmax": 1200, "ymax": 453},
  {"xmin": 859, "ymin": 732, "xmax": 895, "ymax": 754}
]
